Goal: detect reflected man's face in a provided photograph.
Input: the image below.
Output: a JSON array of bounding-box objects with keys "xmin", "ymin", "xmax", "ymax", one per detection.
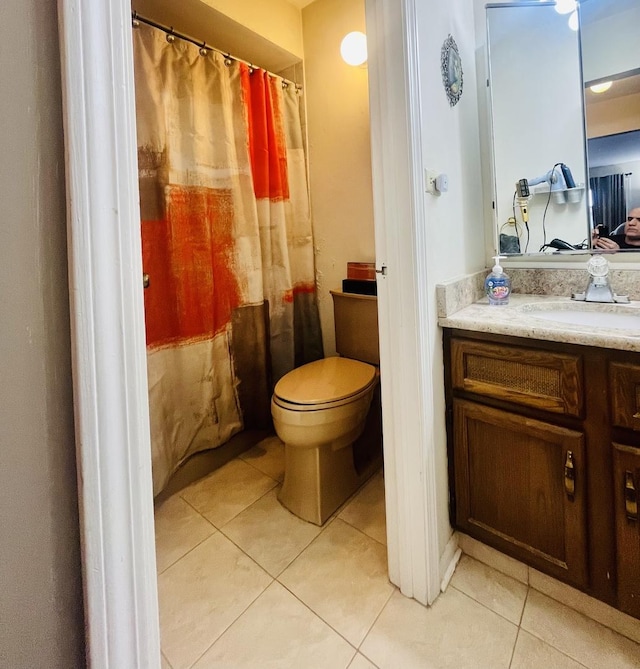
[{"xmin": 625, "ymin": 208, "xmax": 640, "ymax": 240}]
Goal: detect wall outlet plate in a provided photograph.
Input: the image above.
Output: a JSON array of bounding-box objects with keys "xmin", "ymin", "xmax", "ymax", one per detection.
[{"xmin": 435, "ymin": 173, "xmax": 449, "ymax": 193}]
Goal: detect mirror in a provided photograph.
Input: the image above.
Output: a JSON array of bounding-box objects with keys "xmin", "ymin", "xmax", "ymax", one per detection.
[{"xmin": 486, "ymin": 0, "xmax": 640, "ymax": 255}]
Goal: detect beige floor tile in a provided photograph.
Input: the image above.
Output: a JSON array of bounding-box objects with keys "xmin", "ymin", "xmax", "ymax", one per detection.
[
  {"xmin": 238, "ymin": 434, "xmax": 285, "ymax": 481},
  {"xmin": 279, "ymin": 518, "xmax": 394, "ymax": 646},
  {"xmin": 360, "ymin": 588, "xmax": 518, "ymax": 669},
  {"xmin": 521, "ymin": 589, "xmax": 640, "ymax": 669},
  {"xmin": 348, "ymin": 653, "xmax": 379, "ymax": 669},
  {"xmin": 154, "ymin": 495, "xmax": 216, "ymax": 573},
  {"xmin": 339, "ymin": 470, "xmax": 387, "ymax": 545},
  {"xmin": 191, "ymin": 581, "xmax": 355, "ymax": 669},
  {"xmin": 510, "ymin": 630, "xmax": 587, "ymax": 669},
  {"xmin": 158, "ymin": 533, "xmax": 272, "ymax": 669},
  {"xmin": 222, "ymin": 487, "xmax": 322, "ymax": 577},
  {"xmin": 449, "ymin": 554, "xmax": 527, "ymax": 624},
  {"xmin": 457, "ymin": 532, "xmax": 529, "ymax": 585},
  {"xmin": 181, "ymin": 458, "xmax": 278, "ymax": 527},
  {"xmin": 529, "ymin": 568, "xmax": 640, "ymax": 645},
  {"xmin": 161, "ymin": 653, "xmax": 172, "ymax": 669}
]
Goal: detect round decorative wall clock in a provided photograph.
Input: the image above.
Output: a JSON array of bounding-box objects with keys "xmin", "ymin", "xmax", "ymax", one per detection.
[{"xmin": 441, "ymin": 34, "xmax": 463, "ymax": 107}]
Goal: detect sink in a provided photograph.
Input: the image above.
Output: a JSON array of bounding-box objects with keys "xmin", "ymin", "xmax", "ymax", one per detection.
[{"xmin": 520, "ymin": 303, "xmax": 640, "ymax": 331}]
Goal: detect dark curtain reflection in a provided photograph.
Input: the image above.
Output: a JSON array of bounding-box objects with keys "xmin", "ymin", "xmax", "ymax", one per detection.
[{"xmin": 590, "ymin": 174, "xmax": 626, "ymax": 234}]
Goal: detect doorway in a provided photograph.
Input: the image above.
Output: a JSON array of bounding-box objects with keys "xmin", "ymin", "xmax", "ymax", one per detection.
[{"xmin": 57, "ymin": 0, "xmax": 440, "ymax": 665}]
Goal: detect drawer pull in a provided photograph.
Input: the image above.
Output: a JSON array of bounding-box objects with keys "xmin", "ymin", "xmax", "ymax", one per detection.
[
  {"xmin": 624, "ymin": 471, "xmax": 638, "ymax": 522},
  {"xmin": 564, "ymin": 451, "xmax": 575, "ymax": 499}
]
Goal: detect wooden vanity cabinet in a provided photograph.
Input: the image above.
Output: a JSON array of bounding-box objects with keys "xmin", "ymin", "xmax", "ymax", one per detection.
[
  {"xmin": 444, "ymin": 329, "xmax": 640, "ymax": 619},
  {"xmin": 609, "ymin": 361, "xmax": 640, "ymax": 618},
  {"xmin": 612, "ymin": 444, "xmax": 640, "ymax": 619}
]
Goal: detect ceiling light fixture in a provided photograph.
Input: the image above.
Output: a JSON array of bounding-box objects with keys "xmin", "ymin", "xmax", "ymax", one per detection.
[
  {"xmin": 567, "ymin": 9, "xmax": 579, "ymax": 31},
  {"xmin": 555, "ymin": 0, "xmax": 577, "ymax": 15},
  {"xmin": 590, "ymin": 81, "xmax": 613, "ymax": 94},
  {"xmin": 340, "ymin": 31, "xmax": 367, "ymax": 67}
]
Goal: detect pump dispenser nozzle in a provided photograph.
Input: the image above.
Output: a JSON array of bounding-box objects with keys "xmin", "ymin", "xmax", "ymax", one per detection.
[{"xmin": 492, "ymin": 255, "xmax": 505, "ymax": 274}]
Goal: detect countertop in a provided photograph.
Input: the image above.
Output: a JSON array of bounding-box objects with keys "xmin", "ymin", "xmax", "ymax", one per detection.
[{"xmin": 438, "ymin": 294, "xmax": 640, "ymax": 352}]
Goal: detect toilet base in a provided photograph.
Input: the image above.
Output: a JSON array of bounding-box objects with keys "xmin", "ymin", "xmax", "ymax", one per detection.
[{"xmin": 278, "ymin": 440, "xmax": 382, "ymax": 526}]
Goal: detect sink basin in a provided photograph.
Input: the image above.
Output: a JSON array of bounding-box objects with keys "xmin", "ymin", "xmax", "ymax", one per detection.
[{"xmin": 520, "ymin": 303, "xmax": 640, "ymax": 331}]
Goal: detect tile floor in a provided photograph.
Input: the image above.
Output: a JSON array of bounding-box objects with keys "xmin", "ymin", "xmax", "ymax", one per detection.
[{"xmin": 154, "ymin": 435, "xmax": 640, "ymax": 669}]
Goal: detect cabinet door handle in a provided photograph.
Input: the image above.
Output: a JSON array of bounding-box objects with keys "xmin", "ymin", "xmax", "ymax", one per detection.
[
  {"xmin": 564, "ymin": 450, "xmax": 575, "ymax": 499},
  {"xmin": 624, "ymin": 471, "xmax": 638, "ymax": 522}
]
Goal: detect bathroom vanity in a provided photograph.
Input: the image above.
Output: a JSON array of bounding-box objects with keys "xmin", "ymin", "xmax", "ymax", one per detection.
[{"xmin": 441, "ymin": 296, "xmax": 640, "ymax": 620}]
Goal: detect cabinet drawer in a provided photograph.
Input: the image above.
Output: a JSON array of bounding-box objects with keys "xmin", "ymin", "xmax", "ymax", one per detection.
[
  {"xmin": 610, "ymin": 362, "xmax": 640, "ymax": 430},
  {"xmin": 451, "ymin": 338, "xmax": 583, "ymax": 416}
]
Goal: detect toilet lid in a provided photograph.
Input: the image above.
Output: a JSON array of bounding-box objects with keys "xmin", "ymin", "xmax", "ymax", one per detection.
[{"xmin": 274, "ymin": 357, "xmax": 377, "ymax": 405}]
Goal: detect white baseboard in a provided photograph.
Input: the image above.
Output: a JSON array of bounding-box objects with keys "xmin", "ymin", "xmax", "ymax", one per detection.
[{"xmin": 439, "ymin": 533, "xmax": 462, "ymax": 592}]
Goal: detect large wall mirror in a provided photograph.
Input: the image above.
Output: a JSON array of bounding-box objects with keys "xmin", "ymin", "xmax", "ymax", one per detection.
[{"xmin": 486, "ymin": 0, "xmax": 640, "ymax": 256}]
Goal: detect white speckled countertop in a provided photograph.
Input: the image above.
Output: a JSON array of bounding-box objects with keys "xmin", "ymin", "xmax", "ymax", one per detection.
[{"xmin": 438, "ymin": 294, "xmax": 640, "ymax": 352}]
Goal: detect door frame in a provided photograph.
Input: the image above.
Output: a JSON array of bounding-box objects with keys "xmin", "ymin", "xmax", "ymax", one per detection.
[{"xmin": 57, "ymin": 0, "xmax": 440, "ymax": 666}]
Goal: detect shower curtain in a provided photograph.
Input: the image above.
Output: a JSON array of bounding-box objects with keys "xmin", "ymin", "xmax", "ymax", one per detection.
[{"xmin": 133, "ymin": 24, "xmax": 323, "ymax": 495}]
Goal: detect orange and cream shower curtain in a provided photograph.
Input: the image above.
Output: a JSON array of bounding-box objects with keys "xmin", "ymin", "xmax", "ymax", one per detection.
[{"xmin": 133, "ymin": 24, "xmax": 323, "ymax": 495}]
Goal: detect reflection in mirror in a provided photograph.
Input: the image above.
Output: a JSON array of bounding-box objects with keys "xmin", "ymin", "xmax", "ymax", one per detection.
[
  {"xmin": 485, "ymin": 0, "xmax": 640, "ymax": 256},
  {"xmin": 487, "ymin": 3, "xmax": 589, "ymax": 256},
  {"xmin": 583, "ymin": 0, "xmax": 640, "ymax": 251}
]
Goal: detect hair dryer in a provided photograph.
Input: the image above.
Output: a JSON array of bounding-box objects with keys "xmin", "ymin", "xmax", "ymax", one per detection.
[
  {"xmin": 525, "ymin": 165, "xmax": 568, "ymax": 203},
  {"xmin": 527, "ymin": 166, "xmax": 567, "ymax": 192}
]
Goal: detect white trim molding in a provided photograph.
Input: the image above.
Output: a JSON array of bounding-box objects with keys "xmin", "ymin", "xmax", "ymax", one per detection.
[
  {"xmin": 366, "ymin": 0, "xmax": 442, "ymax": 606},
  {"xmin": 57, "ymin": 1, "xmax": 161, "ymax": 666}
]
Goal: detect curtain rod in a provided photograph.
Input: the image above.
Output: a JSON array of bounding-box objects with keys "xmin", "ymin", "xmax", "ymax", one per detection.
[{"xmin": 131, "ymin": 11, "xmax": 302, "ymax": 91}]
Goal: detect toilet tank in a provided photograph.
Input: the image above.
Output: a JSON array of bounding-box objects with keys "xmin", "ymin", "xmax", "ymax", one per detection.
[{"xmin": 331, "ymin": 291, "xmax": 379, "ymax": 365}]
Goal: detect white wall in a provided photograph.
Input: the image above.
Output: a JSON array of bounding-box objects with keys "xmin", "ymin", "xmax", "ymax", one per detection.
[
  {"xmin": 414, "ymin": 0, "xmax": 486, "ymax": 559},
  {"xmin": 582, "ymin": 6, "xmax": 640, "ymax": 83},
  {"xmin": 0, "ymin": 0, "xmax": 84, "ymax": 665},
  {"xmin": 302, "ymin": 0, "xmax": 376, "ymax": 356}
]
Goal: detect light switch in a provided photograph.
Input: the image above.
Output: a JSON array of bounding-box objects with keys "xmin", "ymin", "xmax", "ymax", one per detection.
[
  {"xmin": 425, "ymin": 169, "xmax": 438, "ymax": 194},
  {"xmin": 425, "ymin": 169, "xmax": 448, "ymax": 195}
]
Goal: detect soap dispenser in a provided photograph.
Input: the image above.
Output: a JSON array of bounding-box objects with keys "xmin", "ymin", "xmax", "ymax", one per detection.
[{"xmin": 485, "ymin": 256, "xmax": 511, "ymax": 305}]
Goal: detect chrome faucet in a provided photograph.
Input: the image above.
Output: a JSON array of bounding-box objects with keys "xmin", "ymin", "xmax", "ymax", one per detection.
[{"xmin": 572, "ymin": 255, "xmax": 629, "ymax": 303}]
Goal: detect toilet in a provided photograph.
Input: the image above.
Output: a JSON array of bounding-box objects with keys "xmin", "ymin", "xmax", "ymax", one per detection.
[{"xmin": 271, "ymin": 291, "xmax": 381, "ymax": 525}]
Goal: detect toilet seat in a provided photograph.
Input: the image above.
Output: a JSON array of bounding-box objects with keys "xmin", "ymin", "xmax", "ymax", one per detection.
[{"xmin": 273, "ymin": 357, "xmax": 377, "ymax": 412}]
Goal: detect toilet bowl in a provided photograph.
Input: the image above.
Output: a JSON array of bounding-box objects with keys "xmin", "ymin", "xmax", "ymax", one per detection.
[{"xmin": 271, "ymin": 291, "xmax": 381, "ymax": 525}]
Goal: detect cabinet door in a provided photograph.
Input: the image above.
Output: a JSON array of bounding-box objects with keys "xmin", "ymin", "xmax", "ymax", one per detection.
[
  {"xmin": 610, "ymin": 362, "xmax": 640, "ymax": 431},
  {"xmin": 454, "ymin": 399, "xmax": 588, "ymax": 588},
  {"xmin": 612, "ymin": 443, "xmax": 640, "ymax": 618}
]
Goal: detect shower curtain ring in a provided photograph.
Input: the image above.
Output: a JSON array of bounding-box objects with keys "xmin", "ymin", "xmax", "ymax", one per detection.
[
  {"xmin": 199, "ymin": 43, "xmax": 209, "ymax": 57},
  {"xmin": 166, "ymin": 28, "xmax": 176, "ymax": 44},
  {"xmin": 224, "ymin": 54, "xmax": 233, "ymax": 67},
  {"xmin": 131, "ymin": 10, "xmax": 140, "ymax": 28}
]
